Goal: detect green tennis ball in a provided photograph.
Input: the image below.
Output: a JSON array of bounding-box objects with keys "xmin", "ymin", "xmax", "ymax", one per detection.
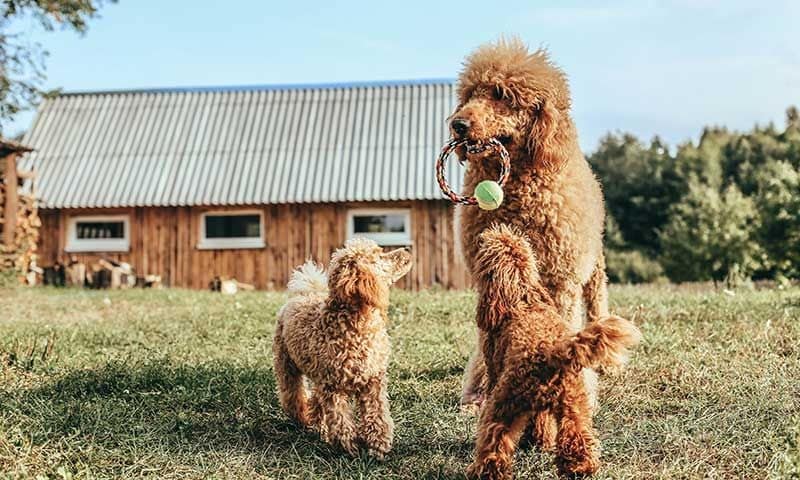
[{"xmin": 474, "ymin": 180, "xmax": 504, "ymax": 210}]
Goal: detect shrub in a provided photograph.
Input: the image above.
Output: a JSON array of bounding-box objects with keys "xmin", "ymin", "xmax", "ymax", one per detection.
[
  {"xmin": 752, "ymin": 160, "xmax": 800, "ymax": 278},
  {"xmin": 606, "ymin": 249, "xmax": 665, "ymax": 284},
  {"xmin": 659, "ymin": 182, "xmax": 761, "ymax": 285}
]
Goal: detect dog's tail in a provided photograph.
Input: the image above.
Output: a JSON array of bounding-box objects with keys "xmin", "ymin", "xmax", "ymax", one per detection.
[
  {"xmin": 548, "ymin": 316, "xmax": 642, "ymax": 371},
  {"xmin": 286, "ymin": 260, "xmax": 328, "ymax": 298}
]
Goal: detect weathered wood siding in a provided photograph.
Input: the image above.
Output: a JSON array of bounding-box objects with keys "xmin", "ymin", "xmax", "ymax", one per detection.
[{"xmin": 37, "ymin": 201, "xmax": 468, "ymax": 290}]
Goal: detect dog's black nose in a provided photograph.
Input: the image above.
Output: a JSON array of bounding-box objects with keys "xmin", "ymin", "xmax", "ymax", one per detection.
[{"xmin": 451, "ymin": 118, "xmax": 470, "ymax": 137}]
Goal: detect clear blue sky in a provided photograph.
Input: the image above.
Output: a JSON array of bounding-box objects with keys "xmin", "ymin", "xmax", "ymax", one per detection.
[{"xmin": 7, "ymin": 0, "xmax": 799, "ymax": 152}]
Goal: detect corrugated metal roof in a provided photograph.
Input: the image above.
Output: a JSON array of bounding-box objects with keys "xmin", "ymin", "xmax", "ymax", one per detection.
[{"xmin": 20, "ymin": 79, "xmax": 463, "ymax": 208}]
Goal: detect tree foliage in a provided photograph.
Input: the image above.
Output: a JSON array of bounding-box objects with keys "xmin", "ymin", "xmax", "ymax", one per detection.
[
  {"xmin": 594, "ymin": 106, "xmax": 800, "ymax": 284},
  {"xmin": 590, "ymin": 134, "xmax": 681, "ymax": 253},
  {"xmin": 658, "ymin": 183, "xmax": 761, "ymax": 284},
  {"xmin": 0, "ymin": 0, "xmax": 112, "ymax": 132},
  {"xmin": 752, "ymin": 160, "xmax": 800, "ymax": 278}
]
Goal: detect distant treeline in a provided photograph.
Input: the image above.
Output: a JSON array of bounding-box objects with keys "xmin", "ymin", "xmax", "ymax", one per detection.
[{"xmin": 589, "ymin": 106, "xmax": 800, "ymax": 285}]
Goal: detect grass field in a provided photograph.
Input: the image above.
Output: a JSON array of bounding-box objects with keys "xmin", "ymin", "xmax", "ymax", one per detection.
[{"xmin": 0, "ymin": 284, "xmax": 799, "ymax": 479}]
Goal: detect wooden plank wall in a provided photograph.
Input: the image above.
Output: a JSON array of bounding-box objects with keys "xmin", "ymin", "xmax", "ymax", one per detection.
[{"xmin": 37, "ymin": 201, "xmax": 469, "ymax": 290}]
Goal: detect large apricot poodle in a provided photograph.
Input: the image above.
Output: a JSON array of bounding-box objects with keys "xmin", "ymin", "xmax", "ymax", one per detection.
[
  {"xmin": 452, "ymin": 38, "xmax": 610, "ymax": 419},
  {"xmin": 273, "ymin": 238, "xmax": 412, "ymax": 458},
  {"xmin": 467, "ymin": 225, "xmax": 640, "ymax": 479}
]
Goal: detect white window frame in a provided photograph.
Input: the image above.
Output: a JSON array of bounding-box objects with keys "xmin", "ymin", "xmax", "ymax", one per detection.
[
  {"xmin": 65, "ymin": 214, "xmax": 131, "ymax": 253},
  {"xmin": 197, "ymin": 210, "xmax": 265, "ymax": 250},
  {"xmin": 346, "ymin": 208, "xmax": 412, "ymax": 246}
]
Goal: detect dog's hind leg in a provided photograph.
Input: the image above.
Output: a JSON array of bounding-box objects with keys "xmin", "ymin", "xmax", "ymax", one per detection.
[
  {"xmin": 521, "ymin": 409, "xmax": 557, "ymax": 452},
  {"xmin": 273, "ymin": 322, "xmax": 309, "ymax": 426},
  {"xmin": 357, "ymin": 375, "xmax": 394, "ymax": 459},
  {"xmin": 554, "ymin": 376, "xmax": 600, "ymax": 477},
  {"xmin": 467, "ymin": 388, "xmax": 530, "ymax": 480}
]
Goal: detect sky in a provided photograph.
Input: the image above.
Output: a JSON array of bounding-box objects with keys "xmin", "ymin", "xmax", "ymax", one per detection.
[{"xmin": 5, "ymin": 0, "xmax": 799, "ymax": 152}]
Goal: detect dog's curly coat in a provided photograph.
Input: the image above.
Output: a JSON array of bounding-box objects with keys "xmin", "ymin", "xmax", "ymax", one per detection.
[
  {"xmin": 467, "ymin": 225, "xmax": 640, "ymax": 479},
  {"xmin": 273, "ymin": 238, "xmax": 412, "ymax": 458},
  {"xmin": 453, "ymin": 38, "xmax": 610, "ymax": 417}
]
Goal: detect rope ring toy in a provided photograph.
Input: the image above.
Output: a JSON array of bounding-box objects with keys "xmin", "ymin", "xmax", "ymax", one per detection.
[{"xmin": 436, "ymin": 138, "xmax": 511, "ymax": 207}]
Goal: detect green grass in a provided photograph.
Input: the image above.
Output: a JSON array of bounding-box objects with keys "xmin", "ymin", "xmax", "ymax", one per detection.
[{"xmin": 0, "ymin": 284, "xmax": 799, "ymax": 479}]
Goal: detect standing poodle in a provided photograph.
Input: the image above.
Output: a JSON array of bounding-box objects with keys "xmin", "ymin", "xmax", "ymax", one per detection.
[
  {"xmin": 467, "ymin": 225, "xmax": 640, "ymax": 479},
  {"xmin": 273, "ymin": 238, "xmax": 412, "ymax": 458},
  {"xmin": 452, "ymin": 38, "xmax": 610, "ymax": 420}
]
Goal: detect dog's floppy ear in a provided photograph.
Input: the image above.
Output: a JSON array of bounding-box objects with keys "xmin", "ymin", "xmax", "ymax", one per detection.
[
  {"xmin": 527, "ymin": 99, "xmax": 568, "ymax": 175},
  {"xmin": 332, "ymin": 259, "xmax": 384, "ymax": 309}
]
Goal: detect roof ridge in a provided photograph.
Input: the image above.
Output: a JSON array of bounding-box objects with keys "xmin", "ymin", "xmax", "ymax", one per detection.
[{"xmin": 58, "ymin": 78, "xmax": 457, "ymax": 96}]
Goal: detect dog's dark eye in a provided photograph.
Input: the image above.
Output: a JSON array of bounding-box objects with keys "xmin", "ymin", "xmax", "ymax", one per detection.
[
  {"xmin": 498, "ymin": 135, "xmax": 513, "ymax": 145},
  {"xmin": 492, "ymin": 86, "xmax": 504, "ymax": 101}
]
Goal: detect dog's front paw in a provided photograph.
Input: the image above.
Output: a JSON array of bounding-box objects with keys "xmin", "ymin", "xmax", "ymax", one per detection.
[
  {"xmin": 365, "ymin": 438, "xmax": 392, "ymax": 460},
  {"xmin": 460, "ymin": 393, "xmax": 485, "ymax": 415},
  {"xmin": 556, "ymin": 431, "xmax": 600, "ymax": 477},
  {"xmin": 556, "ymin": 453, "xmax": 600, "ymax": 478}
]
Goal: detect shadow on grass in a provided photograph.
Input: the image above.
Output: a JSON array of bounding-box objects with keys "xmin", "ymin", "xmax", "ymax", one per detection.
[{"xmin": 5, "ymin": 359, "xmax": 476, "ymax": 478}]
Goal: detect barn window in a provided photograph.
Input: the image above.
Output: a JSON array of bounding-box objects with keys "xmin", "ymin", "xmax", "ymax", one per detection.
[
  {"xmin": 198, "ymin": 211, "xmax": 265, "ymax": 250},
  {"xmin": 66, "ymin": 215, "xmax": 130, "ymax": 253},
  {"xmin": 347, "ymin": 209, "xmax": 411, "ymax": 246}
]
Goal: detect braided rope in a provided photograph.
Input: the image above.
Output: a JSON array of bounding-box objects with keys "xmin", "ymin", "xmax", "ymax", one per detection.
[{"xmin": 436, "ymin": 138, "xmax": 510, "ymax": 205}]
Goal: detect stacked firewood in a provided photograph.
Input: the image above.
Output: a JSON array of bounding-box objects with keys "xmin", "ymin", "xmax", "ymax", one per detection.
[
  {"xmin": 0, "ymin": 181, "xmax": 41, "ymax": 279},
  {"xmin": 45, "ymin": 256, "xmax": 161, "ymax": 289}
]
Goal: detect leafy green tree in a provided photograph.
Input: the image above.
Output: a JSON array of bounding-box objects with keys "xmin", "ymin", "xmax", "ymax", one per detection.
[
  {"xmin": 753, "ymin": 160, "xmax": 800, "ymax": 278},
  {"xmin": 592, "ymin": 105, "xmax": 800, "ymax": 283},
  {"xmin": 659, "ymin": 182, "xmax": 761, "ymax": 285},
  {"xmin": 604, "ymin": 213, "xmax": 625, "ymax": 250},
  {"xmin": 722, "ymin": 107, "xmax": 800, "ymax": 195},
  {"xmin": 589, "ymin": 134, "xmax": 680, "ymax": 253},
  {"xmin": 0, "ymin": 0, "xmax": 113, "ymax": 132},
  {"xmin": 674, "ymin": 127, "xmax": 728, "ymax": 191}
]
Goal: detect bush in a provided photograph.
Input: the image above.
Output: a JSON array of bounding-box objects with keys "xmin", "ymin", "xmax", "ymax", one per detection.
[
  {"xmin": 606, "ymin": 249, "xmax": 665, "ymax": 284},
  {"xmin": 753, "ymin": 160, "xmax": 800, "ymax": 278},
  {"xmin": 659, "ymin": 182, "xmax": 761, "ymax": 285}
]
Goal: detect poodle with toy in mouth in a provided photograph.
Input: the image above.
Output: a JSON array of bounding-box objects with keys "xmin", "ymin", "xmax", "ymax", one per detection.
[
  {"xmin": 467, "ymin": 224, "xmax": 640, "ymax": 479},
  {"xmin": 273, "ymin": 238, "xmax": 412, "ymax": 459},
  {"xmin": 452, "ymin": 38, "xmax": 611, "ymax": 433}
]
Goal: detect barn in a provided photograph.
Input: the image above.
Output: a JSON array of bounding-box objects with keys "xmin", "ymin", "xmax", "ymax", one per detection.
[{"xmin": 21, "ymin": 80, "xmax": 469, "ymax": 290}]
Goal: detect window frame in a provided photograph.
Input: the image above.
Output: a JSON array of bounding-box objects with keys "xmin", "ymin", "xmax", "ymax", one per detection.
[
  {"xmin": 197, "ymin": 210, "xmax": 266, "ymax": 250},
  {"xmin": 346, "ymin": 208, "xmax": 412, "ymax": 246},
  {"xmin": 65, "ymin": 214, "xmax": 131, "ymax": 253}
]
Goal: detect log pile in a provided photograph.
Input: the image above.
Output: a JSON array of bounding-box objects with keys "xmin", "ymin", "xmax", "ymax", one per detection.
[
  {"xmin": 0, "ymin": 184, "xmax": 41, "ymax": 276},
  {"xmin": 43, "ymin": 256, "xmax": 162, "ymax": 289}
]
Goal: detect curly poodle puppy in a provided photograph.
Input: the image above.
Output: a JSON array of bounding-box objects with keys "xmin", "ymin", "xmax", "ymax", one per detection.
[
  {"xmin": 452, "ymin": 38, "xmax": 610, "ymax": 419},
  {"xmin": 273, "ymin": 238, "xmax": 412, "ymax": 458},
  {"xmin": 467, "ymin": 225, "xmax": 640, "ymax": 479}
]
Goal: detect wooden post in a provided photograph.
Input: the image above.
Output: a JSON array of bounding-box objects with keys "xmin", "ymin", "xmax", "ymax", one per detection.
[{"xmin": 3, "ymin": 152, "xmax": 17, "ymax": 249}]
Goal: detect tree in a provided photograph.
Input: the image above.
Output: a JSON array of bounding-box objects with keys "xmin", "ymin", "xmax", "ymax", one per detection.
[
  {"xmin": 589, "ymin": 133, "xmax": 680, "ymax": 253},
  {"xmin": 659, "ymin": 182, "xmax": 761, "ymax": 285},
  {"xmin": 753, "ymin": 160, "xmax": 800, "ymax": 278},
  {"xmin": 0, "ymin": 0, "xmax": 113, "ymax": 133},
  {"xmin": 674, "ymin": 126, "xmax": 729, "ymax": 191},
  {"xmin": 787, "ymin": 106, "xmax": 800, "ymax": 130},
  {"xmin": 722, "ymin": 108, "xmax": 800, "ymax": 196}
]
